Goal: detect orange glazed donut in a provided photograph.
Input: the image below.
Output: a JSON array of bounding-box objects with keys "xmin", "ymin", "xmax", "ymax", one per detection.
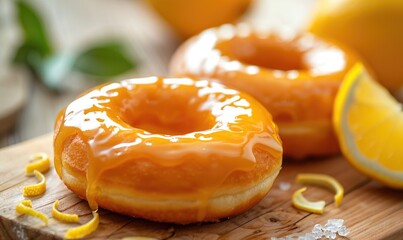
[
  {"xmin": 170, "ymin": 24, "xmax": 358, "ymax": 159},
  {"xmin": 53, "ymin": 77, "xmax": 283, "ymax": 224}
]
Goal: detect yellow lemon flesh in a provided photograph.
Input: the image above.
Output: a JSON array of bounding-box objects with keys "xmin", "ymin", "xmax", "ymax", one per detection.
[
  {"xmin": 310, "ymin": 0, "xmax": 403, "ymax": 92},
  {"xmin": 333, "ymin": 64, "xmax": 403, "ymax": 189}
]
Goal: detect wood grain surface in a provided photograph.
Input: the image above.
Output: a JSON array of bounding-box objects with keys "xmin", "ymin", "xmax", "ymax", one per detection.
[
  {"xmin": 1, "ymin": 134, "xmax": 402, "ymax": 239},
  {"xmin": 1, "ymin": 1, "xmax": 402, "ymax": 239}
]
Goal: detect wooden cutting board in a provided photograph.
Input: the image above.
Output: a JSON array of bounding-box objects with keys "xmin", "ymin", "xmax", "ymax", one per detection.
[{"xmin": 0, "ymin": 134, "xmax": 402, "ymax": 239}]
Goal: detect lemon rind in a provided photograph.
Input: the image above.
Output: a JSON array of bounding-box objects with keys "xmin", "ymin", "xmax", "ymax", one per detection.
[
  {"xmin": 334, "ymin": 63, "xmax": 403, "ymax": 188},
  {"xmin": 292, "ymin": 187, "xmax": 326, "ymax": 214},
  {"xmin": 16, "ymin": 200, "xmax": 49, "ymax": 225},
  {"xmin": 296, "ymin": 173, "xmax": 344, "ymax": 207},
  {"xmin": 23, "ymin": 170, "xmax": 46, "ymax": 197},
  {"xmin": 52, "ymin": 200, "xmax": 79, "ymax": 223},
  {"xmin": 26, "ymin": 152, "xmax": 51, "ymax": 174},
  {"xmin": 64, "ymin": 211, "xmax": 99, "ymax": 239}
]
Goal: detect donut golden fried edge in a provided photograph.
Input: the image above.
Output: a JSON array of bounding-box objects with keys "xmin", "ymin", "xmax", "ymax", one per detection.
[{"xmin": 54, "ymin": 77, "xmax": 283, "ymax": 224}]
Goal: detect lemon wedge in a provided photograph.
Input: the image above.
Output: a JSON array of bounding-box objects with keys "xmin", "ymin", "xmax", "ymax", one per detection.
[
  {"xmin": 52, "ymin": 200, "xmax": 79, "ymax": 223},
  {"xmin": 23, "ymin": 170, "xmax": 46, "ymax": 197},
  {"xmin": 292, "ymin": 187, "xmax": 326, "ymax": 214},
  {"xmin": 26, "ymin": 152, "xmax": 50, "ymax": 174},
  {"xmin": 333, "ymin": 64, "xmax": 403, "ymax": 188},
  {"xmin": 65, "ymin": 211, "xmax": 99, "ymax": 239},
  {"xmin": 296, "ymin": 173, "xmax": 344, "ymax": 207},
  {"xmin": 16, "ymin": 200, "xmax": 48, "ymax": 225}
]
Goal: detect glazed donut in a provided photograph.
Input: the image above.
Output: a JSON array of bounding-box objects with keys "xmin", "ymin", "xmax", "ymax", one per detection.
[
  {"xmin": 53, "ymin": 77, "xmax": 282, "ymax": 224},
  {"xmin": 170, "ymin": 24, "xmax": 358, "ymax": 159}
]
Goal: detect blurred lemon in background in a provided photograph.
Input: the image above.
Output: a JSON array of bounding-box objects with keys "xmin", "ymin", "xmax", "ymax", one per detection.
[
  {"xmin": 310, "ymin": 0, "xmax": 403, "ymax": 93},
  {"xmin": 146, "ymin": 0, "xmax": 252, "ymax": 39}
]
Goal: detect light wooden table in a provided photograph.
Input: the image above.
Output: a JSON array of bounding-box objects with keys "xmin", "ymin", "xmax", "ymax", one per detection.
[
  {"xmin": 0, "ymin": 0, "xmax": 315, "ymax": 147},
  {"xmin": 1, "ymin": 134, "xmax": 402, "ymax": 239},
  {"xmin": 1, "ymin": 1, "xmax": 403, "ymax": 239}
]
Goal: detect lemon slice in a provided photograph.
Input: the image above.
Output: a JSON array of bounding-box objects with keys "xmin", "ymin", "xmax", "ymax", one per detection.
[
  {"xmin": 16, "ymin": 200, "xmax": 48, "ymax": 225},
  {"xmin": 65, "ymin": 211, "xmax": 99, "ymax": 239},
  {"xmin": 292, "ymin": 187, "xmax": 326, "ymax": 214},
  {"xmin": 23, "ymin": 170, "xmax": 46, "ymax": 197},
  {"xmin": 26, "ymin": 153, "xmax": 50, "ymax": 174},
  {"xmin": 296, "ymin": 173, "xmax": 344, "ymax": 207},
  {"xmin": 52, "ymin": 200, "xmax": 79, "ymax": 223},
  {"xmin": 334, "ymin": 63, "xmax": 403, "ymax": 189}
]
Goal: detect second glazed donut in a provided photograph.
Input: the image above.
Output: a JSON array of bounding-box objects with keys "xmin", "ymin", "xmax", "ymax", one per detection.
[{"xmin": 170, "ymin": 24, "xmax": 357, "ymax": 159}]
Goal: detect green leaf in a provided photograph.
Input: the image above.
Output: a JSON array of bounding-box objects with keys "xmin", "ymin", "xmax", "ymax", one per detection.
[
  {"xmin": 16, "ymin": 0, "xmax": 53, "ymax": 57},
  {"xmin": 13, "ymin": 42, "xmax": 47, "ymax": 78},
  {"xmin": 13, "ymin": 43, "xmax": 38, "ymax": 65},
  {"xmin": 73, "ymin": 42, "xmax": 136, "ymax": 78},
  {"xmin": 39, "ymin": 53, "xmax": 76, "ymax": 90},
  {"xmin": 12, "ymin": 1, "xmax": 137, "ymax": 91}
]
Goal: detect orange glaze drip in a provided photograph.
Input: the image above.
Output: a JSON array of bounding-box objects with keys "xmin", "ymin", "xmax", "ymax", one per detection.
[{"xmin": 54, "ymin": 77, "xmax": 282, "ymax": 220}]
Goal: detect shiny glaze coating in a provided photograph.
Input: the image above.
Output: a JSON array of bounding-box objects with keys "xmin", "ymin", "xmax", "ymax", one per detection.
[
  {"xmin": 170, "ymin": 24, "xmax": 358, "ymax": 159},
  {"xmin": 53, "ymin": 77, "xmax": 282, "ymax": 222}
]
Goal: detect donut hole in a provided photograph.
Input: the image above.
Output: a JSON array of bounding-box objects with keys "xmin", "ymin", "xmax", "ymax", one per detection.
[
  {"xmin": 126, "ymin": 112, "xmax": 212, "ymax": 135},
  {"xmin": 216, "ymin": 36, "xmax": 307, "ymax": 71},
  {"xmin": 120, "ymin": 88, "xmax": 215, "ymax": 135},
  {"xmin": 275, "ymin": 112, "xmax": 296, "ymax": 122}
]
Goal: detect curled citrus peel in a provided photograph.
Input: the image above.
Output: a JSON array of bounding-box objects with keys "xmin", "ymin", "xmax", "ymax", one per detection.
[
  {"xmin": 15, "ymin": 200, "xmax": 48, "ymax": 225},
  {"xmin": 296, "ymin": 173, "xmax": 344, "ymax": 207},
  {"xmin": 25, "ymin": 152, "xmax": 50, "ymax": 174},
  {"xmin": 64, "ymin": 211, "xmax": 99, "ymax": 239},
  {"xmin": 23, "ymin": 170, "xmax": 46, "ymax": 197},
  {"xmin": 292, "ymin": 187, "xmax": 326, "ymax": 214},
  {"xmin": 52, "ymin": 200, "xmax": 79, "ymax": 223},
  {"xmin": 20, "ymin": 200, "xmax": 32, "ymax": 208}
]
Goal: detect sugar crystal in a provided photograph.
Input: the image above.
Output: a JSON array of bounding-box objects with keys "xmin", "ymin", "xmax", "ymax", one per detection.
[
  {"xmin": 324, "ymin": 223, "xmax": 339, "ymax": 233},
  {"xmin": 312, "ymin": 231, "xmax": 322, "ymax": 239},
  {"xmin": 327, "ymin": 219, "xmax": 344, "ymax": 228},
  {"xmin": 279, "ymin": 181, "xmax": 291, "ymax": 191},
  {"xmin": 323, "ymin": 229, "xmax": 337, "ymax": 239},
  {"xmin": 338, "ymin": 225, "xmax": 350, "ymax": 237},
  {"xmin": 312, "ymin": 224, "xmax": 323, "ymax": 233},
  {"xmin": 311, "ymin": 223, "xmax": 323, "ymax": 238},
  {"xmin": 304, "ymin": 233, "xmax": 316, "ymax": 240},
  {"xmin": 272, "ymin": 218, "xmax": 349, "ymax": 240}
]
